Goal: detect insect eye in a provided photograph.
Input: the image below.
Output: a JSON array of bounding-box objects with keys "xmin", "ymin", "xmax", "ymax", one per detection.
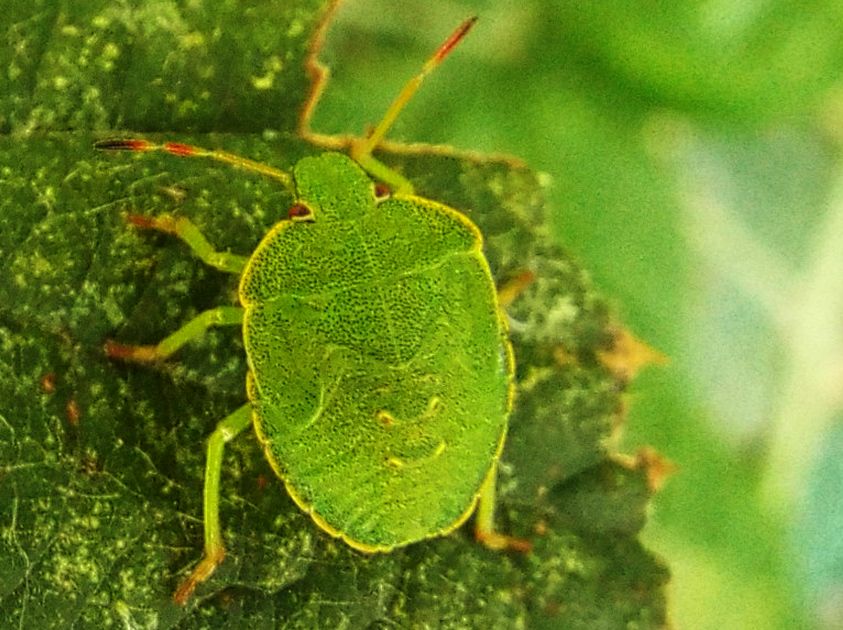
[
  {"xmin": 287, "ymin": 202, "xmax": 315, "ymax": 222},
  {"xmin": 373, "ymin": 182, "xmax": 391, "ymax": 200}
]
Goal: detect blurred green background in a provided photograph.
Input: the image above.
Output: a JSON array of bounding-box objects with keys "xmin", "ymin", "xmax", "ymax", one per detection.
[{"xmin": 310, "ymin": 1, "xmax": 843, "ymax": 628}]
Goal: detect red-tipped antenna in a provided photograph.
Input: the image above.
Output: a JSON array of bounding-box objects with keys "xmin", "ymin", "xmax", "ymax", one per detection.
[
  {"xmin": 354, "ymin": 17, "xmax": 477, "ymax": 158},
  {"xmin": 434, "ymin": 16, "xmax": 477, "ymax": 63},
  {"xmin": 94, "ymin": 139, "xmax": 293, "ymax": 191}
]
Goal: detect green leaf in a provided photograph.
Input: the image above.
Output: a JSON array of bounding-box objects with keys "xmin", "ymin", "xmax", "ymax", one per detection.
[{"xmin": 0, "ymin": 2, "xmax": 667, "ymax": 627}]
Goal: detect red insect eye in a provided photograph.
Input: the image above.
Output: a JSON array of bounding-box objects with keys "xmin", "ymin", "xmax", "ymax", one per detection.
[
  {"xmin": 287, "ymin": 203, "xmax": 314, "ymax": 221},
  {"xmin": 374, "ymin": 182, "xmax": 391, "ymax": 199}
]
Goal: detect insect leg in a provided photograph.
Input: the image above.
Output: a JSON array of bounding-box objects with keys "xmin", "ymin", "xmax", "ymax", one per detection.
[
  {"xmin": 105, "ymin": 306, "xmax": 244, "ymax": 363},
  {"xmin": 474, "ymin": 460, "xmax": 532, "ymax": 552},
  {"xmin": 124, "ymin": 213, "xmax": 248, "ymax": 274},
  {"xmin": 174, "ymin": 403, "xmax": 252, "ymax": 605},
  {"xmin": 497, "ymin": 270, "xmax": 536, "ymax": 308}
]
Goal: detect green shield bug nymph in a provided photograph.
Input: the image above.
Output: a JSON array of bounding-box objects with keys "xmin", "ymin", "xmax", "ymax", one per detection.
[{"xmin": 97, "ymin": 17, "xmax": 528, "ymax": 605}]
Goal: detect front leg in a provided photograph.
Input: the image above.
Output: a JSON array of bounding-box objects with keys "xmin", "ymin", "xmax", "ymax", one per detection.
[{"xmin": 125, "ymin": 213, "xmax": 248, "ymax": 274}]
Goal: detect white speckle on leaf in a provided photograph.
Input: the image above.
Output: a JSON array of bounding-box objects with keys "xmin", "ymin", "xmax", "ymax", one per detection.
[
  {"xmin": 544, "ymin": 295, "xmax": 578, "ymax": 330},
  {"xmin": 102, "ymin": 42, "xmax": 120, "ymax": 60},
  {"xmin": 287, "ymin": 19, "xmax": 304, "ymax": 38},
  {"xmin": 91, "ymin": 14, "xmax": 111, "ymax": 29},
  {"xmin": 251, "ymin": 55, "xmax": 284, "ymax": 91},
  {"xmin": 178, "ymin": 31, "xmax": 205, "ymax": 50}
]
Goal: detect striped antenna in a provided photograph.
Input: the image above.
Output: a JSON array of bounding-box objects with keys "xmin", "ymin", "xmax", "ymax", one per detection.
[
  {"xmin": 94, "ymin": 139, "xmax": 293, "ymax": 191},
  {"xmin": 354, "ymin": 17, "xmax": 477, "ymax": 157}
]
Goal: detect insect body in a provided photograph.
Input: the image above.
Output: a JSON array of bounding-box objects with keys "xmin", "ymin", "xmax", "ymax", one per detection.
[
  {"xmin": 98, "ymin": 18, "xmax": 526, "ymax": 605},
  {"xmin": 243, "ymin": 151, "xmax": 511, "ymax": 552}
]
